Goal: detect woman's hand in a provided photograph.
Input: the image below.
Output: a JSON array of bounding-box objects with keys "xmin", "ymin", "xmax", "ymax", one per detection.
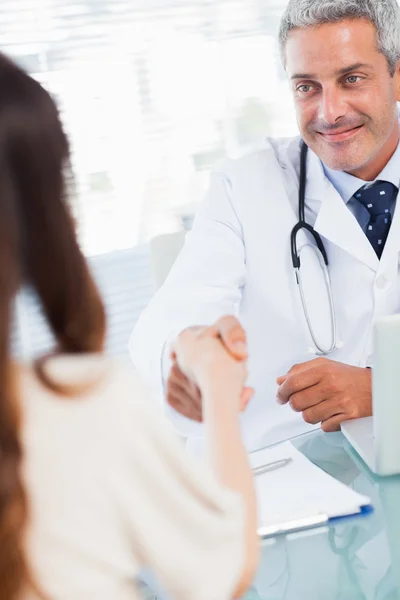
[
  {"xmin": 173, "ymin": 319, "xmax": 259, "ymax": 596},
  {"xmin": 170, "ymin": 317, "xmax": 253, "ymax": 416}
]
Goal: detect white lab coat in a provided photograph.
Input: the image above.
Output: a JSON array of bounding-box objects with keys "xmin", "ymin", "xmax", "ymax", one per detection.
[{"xmin": 130, "ymin": 134, "xmax": 400, "ymax": 453}]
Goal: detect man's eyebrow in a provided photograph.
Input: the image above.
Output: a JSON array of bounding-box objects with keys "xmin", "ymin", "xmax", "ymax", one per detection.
[
  {"xmin": 336, "ymin": 62, "xmax": 373, "ymax": 75},
  {"xmin": 291, "ymin": 72, "xmax": 315, "ymax": 81},
  {"xmin": 290, "ymin": 62, "xmax": 373, "ymax": 80}
]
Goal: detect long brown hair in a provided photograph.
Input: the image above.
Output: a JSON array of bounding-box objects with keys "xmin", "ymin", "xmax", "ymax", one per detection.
[{"xmin": 0, "ymin": 53, "xmax": 106, "ymax": 598}]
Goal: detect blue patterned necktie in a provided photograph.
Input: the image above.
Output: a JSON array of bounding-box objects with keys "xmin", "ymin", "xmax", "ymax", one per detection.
[{"xmin": 354, "ymin": 181, "xmax": 397, "ymax": 258}]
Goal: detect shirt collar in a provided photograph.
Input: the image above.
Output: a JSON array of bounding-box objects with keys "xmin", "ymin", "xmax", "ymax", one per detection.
[{"xmin": 323, "ymin": 139, "xmax": 400, "ymax": 204}]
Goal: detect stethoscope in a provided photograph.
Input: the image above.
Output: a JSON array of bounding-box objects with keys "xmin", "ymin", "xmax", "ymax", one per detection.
[{"xmin": 291, "ymin": 141, "xmax": 339, "ymax": 356}]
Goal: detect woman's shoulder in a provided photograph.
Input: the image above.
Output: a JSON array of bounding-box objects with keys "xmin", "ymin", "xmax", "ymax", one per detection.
[
  {"xmin": 19, "ymin": 352, "xmax": 141, "ymax": 391},
  {"xmin": 18, "ymin": 353, "xmax": 154, "ymax": 431}
]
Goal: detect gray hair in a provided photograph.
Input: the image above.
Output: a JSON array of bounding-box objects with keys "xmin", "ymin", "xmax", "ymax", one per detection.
[{"xmin": 279, "ymin": 0, "xmax": 400, "ymax": 75}]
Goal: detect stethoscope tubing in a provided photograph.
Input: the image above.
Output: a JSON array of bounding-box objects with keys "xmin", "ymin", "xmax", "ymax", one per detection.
[{"xmin": 291, "ymin": 141, "xmax": 339, "ymax": 355}]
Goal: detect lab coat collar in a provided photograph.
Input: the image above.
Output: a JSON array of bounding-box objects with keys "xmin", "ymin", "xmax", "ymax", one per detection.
[
  {"xmin": 305, "ymin": 147, "xmax": 379, "ymax": 272},
  {"xmin": 322, "ymin": 137, "xmax": 400, "ymax": 204}
]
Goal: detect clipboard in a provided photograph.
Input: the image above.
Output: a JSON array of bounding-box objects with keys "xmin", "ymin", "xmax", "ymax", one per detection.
[{"xmin": 250, "ymin": 442, "xmax": 373, "ymax": 539}]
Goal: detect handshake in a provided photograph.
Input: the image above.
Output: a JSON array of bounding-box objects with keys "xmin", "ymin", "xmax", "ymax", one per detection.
[
  {"xmin": 169, "ymin": 316, "xmax": 253, "ymax": 422},
  {"xmin": 169, "ymin": 316, "xmax": 373, "ymax": 432}
]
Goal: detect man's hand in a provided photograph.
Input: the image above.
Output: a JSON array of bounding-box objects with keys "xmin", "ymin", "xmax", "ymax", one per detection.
[
  {"xmin": 167, "ymin": 316, "xmax": 251, "ymax": 422},
  {"xmin": 276, "ymin": 358, "xmax": 372, "ymax": 432}
]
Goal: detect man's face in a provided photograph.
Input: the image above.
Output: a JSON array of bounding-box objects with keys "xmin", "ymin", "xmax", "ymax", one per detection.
[{"xmin": 285, "ymin": 19, "xmax": 400, "ymax": 177}]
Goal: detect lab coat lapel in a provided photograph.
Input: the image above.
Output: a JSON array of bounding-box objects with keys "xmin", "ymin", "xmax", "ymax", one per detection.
[
  {"xmin": 304, "ymin": 149, "xmax": 379, "ymax": 272},
  {"xmin": 379, "ymin": 186, "xmax": 400, "ymax": 271}
]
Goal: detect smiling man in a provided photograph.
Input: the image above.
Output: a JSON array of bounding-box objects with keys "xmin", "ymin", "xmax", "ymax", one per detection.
[
  {"xmin": 286, "ymin": 15, "xmax": 400, "ymax": 181},
  {"xmin": 131, "ymin": 0, "xmax": 400, "ymax": 452}
]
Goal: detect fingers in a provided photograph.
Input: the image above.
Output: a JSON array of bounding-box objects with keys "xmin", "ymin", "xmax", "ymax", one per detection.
[
  {"xmin": 169, "ymin": 374, "xmax": 202, "ymax": 413},
  {"xmin": 167, "ymin": 396, "xmax": 202, "ymax": 422},
  {"xmin": 288, "ymin": 385, "xmax": 323, "ymax": 412},
  {"xmin": 240, "ymin": 387, "xmax": 254, "ymax": 411},
  {"xmin": 321, "ymin": 415, "xmax": 344, "ymax": 433},
  {"xmin": 302, "ymin": 399, "xmax": 340, "ymax": 426},
  {"xmin": 277, "ymin": 359, "xmax": 364, "ymax": 435},
  {"xmin": 277, "ymin": 371, "xmax": 322, "ymax": 405},
  {"xmin": 167, "ymin": 380, "xmax": 203, "ymax": 422},
  {"xmin": 171, "ymin": 326, "xmax": 204, "ymax": 360},
  {"xmin": 169, "ymin": 317, "xmax": 250, "ymax": 419},
  {"xmin": 276, "ymin": 361, "xmax": 309, "ymax": 386},
  {"xmin": 169, "ymin": 363, "xmax": 202, "ymax": 409},
  {"xmin": 172, "ymin": 318, "xmax": 248, "ymax": 370},
  {"xmin": 167, "ymin": 362, "xmax": 203, "ymax": 422},
  {"xmin": 215, "ymin": 316, "xmax": 248, "ymax": 359},
  {"xmin": 276, "ymin": 360, "xmax": 325, "ymax": 405}
]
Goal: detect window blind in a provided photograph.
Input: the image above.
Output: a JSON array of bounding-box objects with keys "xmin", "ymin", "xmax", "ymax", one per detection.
[
  {"xmin": 1, "ymin": 0, "xmax": 293, "ymax": 257},
  {"xmin": 13, "ymin": 246, "xmax": 155, "ymax": 359},
  {"xmin": 4, "ymin": 0, "xmax": 294, "ymax": 358}
]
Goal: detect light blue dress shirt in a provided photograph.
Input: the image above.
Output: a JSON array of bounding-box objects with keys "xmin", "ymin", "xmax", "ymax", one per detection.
[{"xmin": 323, "ymin": 141, "xmax": 400, "ymax": 232}]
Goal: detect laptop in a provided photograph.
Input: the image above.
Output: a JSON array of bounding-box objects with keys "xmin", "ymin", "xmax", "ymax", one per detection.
[{"xmin": 341, "ymin": 315, "xmax": 400, "ymax": 477}]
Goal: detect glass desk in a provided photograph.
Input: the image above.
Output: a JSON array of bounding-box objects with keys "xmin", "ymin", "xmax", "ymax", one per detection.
[{"xmin": 244, "ymin": 431, "xmax": 400, "ymax": 600}]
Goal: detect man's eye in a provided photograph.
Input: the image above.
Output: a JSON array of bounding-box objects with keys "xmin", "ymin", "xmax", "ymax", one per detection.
[
  {"xmin": 347, "ymin": 75, "xmax": 361, "ymax": 84},
  {"xmin": 297, "ymin": 85, "xmax": 313, "ymax": 93}
]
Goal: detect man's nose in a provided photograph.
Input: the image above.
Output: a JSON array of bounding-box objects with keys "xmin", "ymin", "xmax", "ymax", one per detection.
[{"xmin": 318, "ymin": 87, "xmax": 347, "ymax": 125}]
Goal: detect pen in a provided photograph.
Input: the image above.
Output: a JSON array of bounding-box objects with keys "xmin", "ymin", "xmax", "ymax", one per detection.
[{"xmin": 252, "ymin": 457, "xmax": 293, "ymax": 476}]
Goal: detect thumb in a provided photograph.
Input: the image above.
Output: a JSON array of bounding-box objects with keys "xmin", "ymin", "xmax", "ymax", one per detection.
[
  {"xmin": 240, "ymin": 387, "xmax": 254, "ymax": 411},
  {"xmin": 216, "ymin": 316, "xmax": 248, "ymax": 359}
]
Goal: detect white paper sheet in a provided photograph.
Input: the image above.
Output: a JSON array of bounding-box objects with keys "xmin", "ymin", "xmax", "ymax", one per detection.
[{"xmin": 250, "ymin": 442, "xmax": 371, "ymax": 537}]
